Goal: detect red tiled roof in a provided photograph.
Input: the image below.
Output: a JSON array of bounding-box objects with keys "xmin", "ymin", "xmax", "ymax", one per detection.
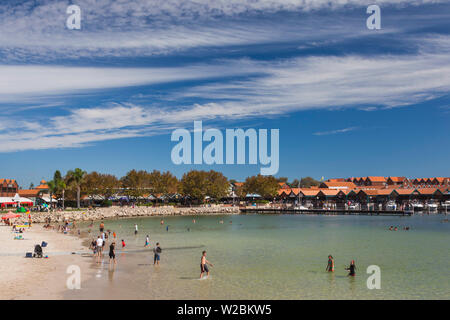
[
  {"xmin": 388, "ymin": 176, "xmax": 406, "ymax": 182},
  {"xmin": 18, "ymin": 189, "xmax": 41, "ymax": 197},
  {"xmin": 318, "ymin": 189, "xmax": 340, "ymax": 196},
  {"xmin": 366, "ymin": 176, "xmax": 387, "ymax": 182},
  {"xmin": 416, "ymin": 188, "xmax": 441, "ymax": 195},
  {"xmin": 320, "ymin": 181, "xmax": 356, "ymax": 189}
]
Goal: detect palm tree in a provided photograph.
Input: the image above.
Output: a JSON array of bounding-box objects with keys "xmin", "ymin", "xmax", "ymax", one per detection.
[
  {"xmin": 66, "ymin": 168, "xmax": 87, "ymax": 209},
  {"xmin": 47, "ymin": 180, "xmax": 57, "ymax": 211},
  {"xmin": 53, "ymin": 170, "xmax": 66, "ymax": 210}
]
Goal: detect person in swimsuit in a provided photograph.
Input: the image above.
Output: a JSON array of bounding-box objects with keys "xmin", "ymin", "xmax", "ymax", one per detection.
[
  {"xmin": 326, "ymin": 255, "xmax": 335, "ymax": 272},
  {"xmin": 145, "ymin": 235, "xmax": 150, "ymax": 247},
  {"xmin": 121, "ymin": 239, "xmax": 126, "ymax": 248},
  {"xmin": 153, "ymin": 242, "xmax": 162, "ymax": 265},
  {"xmin": 199, "ymin": 251, "xmax": 214, "ymax": 279},
  {"xmin": 99, "ymin": 221, "xmax": 105, "ymax": 232},
  {"xmin": 109, "ymin": 242, "xmax": 116, "ymax": 266},
  {"xmin": 134, "ymin": 224, "xmax": 138, "ymax": 235},
  {"xmin": 345, "ymin": 260, "xmax": 356, "ymax": 276}
]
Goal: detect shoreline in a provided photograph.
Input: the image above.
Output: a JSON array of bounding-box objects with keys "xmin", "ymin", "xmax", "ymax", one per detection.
[{"xmin": 13, "ymin": 205, "xmax": 241, "ymax": 225}]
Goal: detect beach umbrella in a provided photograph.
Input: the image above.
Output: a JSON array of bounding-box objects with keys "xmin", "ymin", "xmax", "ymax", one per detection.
[{"xmin": 2, "ymin": 213, "xmax": 21, "ymax": 219}]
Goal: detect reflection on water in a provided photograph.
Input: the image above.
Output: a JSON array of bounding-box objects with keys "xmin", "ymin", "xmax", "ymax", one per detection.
[{"xmin": 66, "ymin": 214, "xmax": 449, "ymax": 300}]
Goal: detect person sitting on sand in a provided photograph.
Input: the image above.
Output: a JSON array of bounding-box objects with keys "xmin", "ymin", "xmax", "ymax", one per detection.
[
  {"xmin": 200, "ymin": 251, "xmax": 214, "ymax": 279},
  {"xmin": 326, "ymin": 255, "xmax": 335, "ymax": 272}
]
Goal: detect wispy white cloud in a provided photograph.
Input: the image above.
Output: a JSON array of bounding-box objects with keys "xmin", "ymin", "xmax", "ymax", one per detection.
[
  {"xmin": 0, "ymin": 0, "xmax": 445, "ymax": 61},
  {"xmin": 0, "ymin": 62, "xmax": 260, "ymax": 102},
  {"xmin": 313, "ymin": 127, "xmax": 359, "ymax": 136},
  {"xmin": 1, "ymin": 47, "xmax": 450, "ymax": 152}
]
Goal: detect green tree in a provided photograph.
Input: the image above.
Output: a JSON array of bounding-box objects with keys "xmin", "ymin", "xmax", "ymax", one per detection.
[
  {"xmin": 243, "ymin": 174, "xmax": 279, "ymax": 199},
  {"xmin": 47, "ymin": 180, "xmax": 57, "ymax": 211},
  {"xmin": 300, "ymin": 176, "xmax": 320, "ymax": 188},
  {"xmin": 120, "ymin": 170, "xmax": 150, "ymax": 200},
  {"xmin": 205, "ymin": 170, "xmax": 229, "ymax": 200},
  {"xmin": 180, "ymin": 170, "xmax": 228, "ymax": 202},
  {"xmin": 148, "ymin": 170, "xmax": 179, "ymax": 195},
  {"xmin": 65, "ymin": 168, "xmax": 87, "ymax": 208},
  {"xmin": 180, "ymin": 170, "xmax": 209, "ymax": 202}
]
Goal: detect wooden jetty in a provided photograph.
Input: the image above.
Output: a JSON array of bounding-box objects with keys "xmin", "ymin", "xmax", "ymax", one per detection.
[{"xmin": 239, "ymin": 208, "xmax": 412, "ymax": 216}]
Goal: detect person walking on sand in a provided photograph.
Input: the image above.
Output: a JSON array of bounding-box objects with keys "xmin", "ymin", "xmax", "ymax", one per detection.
[
  {"xmin": 145, "ymin": 235, "xmax": 150, "ymax": 247},
  {"xmin": 326, "ymin": 255, "xmax": 335, "ymax": 272},
  {"xmin": 200, "ymin": 251, "xmax": 214, "ymax": 279},
  {"xmin": 153, "ymin": 242, "xmax": 162, "ymax": 265},
  {"xmin": 109, "ymin": 241, "xmax": 116, "ymax": 266}
]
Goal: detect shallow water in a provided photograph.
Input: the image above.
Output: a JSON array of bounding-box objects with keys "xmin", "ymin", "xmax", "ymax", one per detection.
[{"xmin": 67, "ymin": 214, "xmax": 450, "ymax": 299}]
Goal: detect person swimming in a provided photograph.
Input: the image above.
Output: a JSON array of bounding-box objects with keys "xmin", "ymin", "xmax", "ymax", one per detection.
[
  {"xmin": 326, "ymin": 255, "xmax": 335, "ymax": 272},
  {"xmin": 345, "ymin": 260, "xmax": 356, "ymax": 276}
]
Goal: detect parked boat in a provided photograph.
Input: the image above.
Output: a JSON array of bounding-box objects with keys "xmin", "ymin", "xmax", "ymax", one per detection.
[
  {"xmin": 425, "ymin": 201, "xmax": 438, "ymax": 212},
  {"xmin": 386, "ymin": 201, "xmax": 397, "ymax": 211}
]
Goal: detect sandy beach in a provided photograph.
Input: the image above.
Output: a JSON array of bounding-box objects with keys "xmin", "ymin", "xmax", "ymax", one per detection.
[{"xmin": 0, "ymin": 223, "xmax": 91, "ymax": 300}]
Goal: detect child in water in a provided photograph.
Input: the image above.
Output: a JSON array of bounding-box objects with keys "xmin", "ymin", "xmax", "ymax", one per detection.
[
  {"xmin": 345, "ymin": 260, "xmax": 356, "ymax": 276},
  {"xmin": 121, "ymin": 239, "xmax": 126, "ymax": 248}
]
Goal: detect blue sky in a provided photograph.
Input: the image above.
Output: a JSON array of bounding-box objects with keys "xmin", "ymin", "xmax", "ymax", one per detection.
[{"xmin": 0, "ymin": 0, "xmax": 449, "ymax": 187}]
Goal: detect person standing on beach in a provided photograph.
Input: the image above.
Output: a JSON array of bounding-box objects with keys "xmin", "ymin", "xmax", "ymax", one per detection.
[
  {"xmin": 153, "ymin": 242, "xmax": 162, "ymax": 265},
  {"xmin": 200, "ymin": 251, "xmax": 214, "ymax": 279},
  {"xmin": 99, "ymin": 221, "xmax": 105, "ymax": 233},
  {"xmin": 109, "ymin": 241, "xmax": 116, "ymax": 266},
  {"xmin": 345, "ymin": 260, "xmax": 356, "ymax": 276},
  {"xmin": 96, "ymin": 236, "xmax": 103, "ymax": 262},
  {"xmin": 326, "ymin": 255, "xmax": 335, "ymax": 272},
  {"xmin": 145, "ymin": 235, "xmax": 150, "ymax": 247},
  {"xmin": 134, "ymin": 224, "xmax": 138, "ymax": 235}
]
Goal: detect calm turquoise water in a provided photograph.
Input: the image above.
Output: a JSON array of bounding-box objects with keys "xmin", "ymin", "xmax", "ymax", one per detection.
[{"xmin": 68, "ymin": 214, "xmax": 450, "ymax": 299}]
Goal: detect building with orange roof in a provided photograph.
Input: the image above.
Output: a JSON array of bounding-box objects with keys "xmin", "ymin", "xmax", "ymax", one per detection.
[
  {"xmin": 319, "ymin": 181, "xmax": 356, "ymax": 189},
  {"xmin": 35, "ymin": 179, "xmax": 49, "ymax": 191},
  {"xmin": 0, "ymin": 179, "xmax": 19, "ymax": 197},
  {"xmin": 387, "ymin": 177, "xmax": 407, "ymax": 185},
  {"xmin": 364, "ymin": 176, "xmax": 387, "ymax": 187}
]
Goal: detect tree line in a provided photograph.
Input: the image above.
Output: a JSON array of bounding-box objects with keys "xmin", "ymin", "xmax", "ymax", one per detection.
[{"xmin": 44, "ymin": 168, "xmax": 320, "ymax": 208}]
